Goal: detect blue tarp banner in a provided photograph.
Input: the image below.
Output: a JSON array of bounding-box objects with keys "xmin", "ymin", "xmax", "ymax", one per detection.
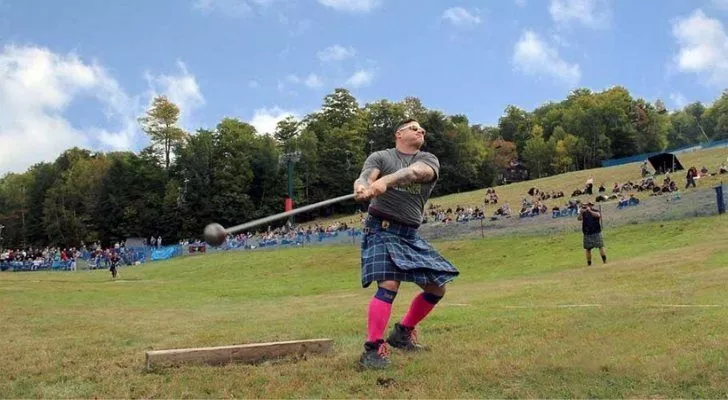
[{"xmin": 151, "ymin": 245, "xmax": 182, "ymax": 261}]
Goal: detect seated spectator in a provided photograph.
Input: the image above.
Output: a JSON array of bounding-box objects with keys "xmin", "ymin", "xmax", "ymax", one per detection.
[
  {"xmin": 617, "ymin": 195, "xmax": 629, "ymax": 208},
  {"xmin": 483, "ymin": 188, "xmax": 499, "ymax": 205},
  {"xmin": 584, "ymin": 176, "xmax": 594, "ymax": 195},
  {"xmin": 519, "ymin": 205, "xmax": 530, "ymax": 218},
  {"xmin": 494, "ymin": 202, "xmax": 511, "ymax": 217}
]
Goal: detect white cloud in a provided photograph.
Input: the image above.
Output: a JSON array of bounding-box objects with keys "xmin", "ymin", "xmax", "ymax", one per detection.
[
  {"xmin": 671, "ymin": 9, "xmax": 728, "ymax": 87},
  {"xmin": 345, "ymin": 69, "xmax": 375, "ymax": 88},
  {"xmin": 304, "ymin": 73, "xmax": 323, "ymax": 88},
  {"xmin": 0, "ymin": 45, "xmax": 138, "ymax": 173},
  {"xmin": 191, "ymin": 0, "xmax": 281, "ymax": 16},
  {"xmin": 249, "ymin": 107, "xmax": 298, "ymax": 135},
  {"xmin": 549, "ymin": 0, "xmax": 611, "ymax": 29},
  {"xmin": 512, "ymin": 30, "xmax": 581, "ymax": 86},
  {"xmin": 192, "ymin": 0, "xmax": 252, "ymax": 16},
  {"xmin": 669, "ymin": 92, "xmax": 688, "ymax": 109},
  {"xmin": 281, "ymin": 73, "xmax": 323, "ymax": 89},
  {"xmin": 278, "ymin": 73, "xmax": 324, "ymax": 92},
  {"xmin": 317, "ymin": 0, "xmax": 380, "ymax": 13},
  {"xmin": 286, "ymin": 74, "xmax": 300, "ymax": 84},
  {"xmin": 0, "ymin": 44, "xmax": 205, "ymax": 174},
  {"xmin": 276, "ymin": 80, "xmax": 290, "ymax": 94},
  {"xmin": 248, "ymin": 80, "xmax": 260, "ymax": 88},
  {"xmin": 442, "ymin": 7, "xmax": 482, "ymax": 28},
  {"xmin": 515, "ymin": 0, "xmax": 527, "ymax": 7},
  {"xmin": 712, "ymin": 0, "xmax": 728, "ymax": 10},
  {"xmin": 144, "ymin": 60, "xmax": 205, "ymax": 130},
  {"xmin": 317, "ymin": 45, "xmax": 356, "ymax": 62}
]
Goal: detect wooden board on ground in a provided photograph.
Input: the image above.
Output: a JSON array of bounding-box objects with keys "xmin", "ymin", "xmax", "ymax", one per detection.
[{"xmin": 145, "ymin": 338, "xmax": 334, "ymax": 369}]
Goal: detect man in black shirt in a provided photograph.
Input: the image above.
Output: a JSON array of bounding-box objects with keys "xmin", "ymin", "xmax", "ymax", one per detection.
[{"xmin": 577, "ymin": 201, "xmax": 607, "ymax": 266}]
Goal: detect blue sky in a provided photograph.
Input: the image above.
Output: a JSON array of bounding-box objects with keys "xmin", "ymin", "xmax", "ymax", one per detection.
[{"xmin": 1, "ymin": 0, "xmax": 727, "ymax": 173}]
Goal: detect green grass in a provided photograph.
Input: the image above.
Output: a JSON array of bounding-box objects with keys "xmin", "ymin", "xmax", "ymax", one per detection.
[{"xmin": 2, "ymin": 213, "xmax": 728, "ymax": 398}]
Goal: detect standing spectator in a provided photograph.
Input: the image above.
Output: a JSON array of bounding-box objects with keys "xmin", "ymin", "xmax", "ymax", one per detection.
[
  {"xmin": 686, "ymin": 166, "xmax": 697, "ymax": 189},
  {"xmin": 577, "ymin": 201, "xmax": 607, "ymax": 266}
]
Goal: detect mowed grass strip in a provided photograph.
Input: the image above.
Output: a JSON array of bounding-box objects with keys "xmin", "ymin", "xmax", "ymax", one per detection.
[{"xmin": 1, "ymin": 215, "xmax": 727, "ymax": 398}]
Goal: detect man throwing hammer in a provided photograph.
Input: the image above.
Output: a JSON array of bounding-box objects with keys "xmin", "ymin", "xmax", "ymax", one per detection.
[
  {"xmin": 577, "ymin": 201, "xmax": 607, "ymax": 266},
  {"xmin": 353, "ymin": 118, "xmax": 460, "ymax": 369}
]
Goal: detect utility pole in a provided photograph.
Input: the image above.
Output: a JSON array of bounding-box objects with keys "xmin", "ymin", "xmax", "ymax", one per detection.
[
  {"xmin": 280, "ymin": 151, "xmax": 301, "ymax": 226},
  {"xmin": 20, "ymin": 185, "xmax": 26, "ymax": 248}
]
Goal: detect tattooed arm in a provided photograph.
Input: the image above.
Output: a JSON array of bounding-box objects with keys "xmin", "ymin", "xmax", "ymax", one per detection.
[
  {"xmin": 353, "ymin": 153, "xmax": 382, "ymax": 200},
  {"xmin": 354, "ymin": 167, "xmax": 381, "ymax": 190},
  {"xmin": 367, "ymin": 161, "xmax": 436, "ymax": 198},
  {"xmin": 376, "ymin": 161, "xmax": 435, "ymax": 188}
]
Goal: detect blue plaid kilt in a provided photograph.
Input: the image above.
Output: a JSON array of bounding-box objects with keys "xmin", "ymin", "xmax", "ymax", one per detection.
[{"xmin": 360, "ymin": 214, "xmax": 460, "ymax": 288}]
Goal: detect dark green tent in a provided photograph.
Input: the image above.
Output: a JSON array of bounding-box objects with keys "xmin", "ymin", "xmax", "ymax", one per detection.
[{"xmin": 648, "ymin": 152, "xmax": 684, "ymax": 173}]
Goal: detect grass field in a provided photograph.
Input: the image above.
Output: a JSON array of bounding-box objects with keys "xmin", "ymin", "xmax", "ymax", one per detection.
[{"xmin": 2, "ymin": 214, "xmax": 727, "ymax": 398}]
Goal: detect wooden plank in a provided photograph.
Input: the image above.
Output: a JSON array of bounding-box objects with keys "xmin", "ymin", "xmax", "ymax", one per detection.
[{"xmin": 145, "ymin": 338, "xmax": 334, "ymax": 369}]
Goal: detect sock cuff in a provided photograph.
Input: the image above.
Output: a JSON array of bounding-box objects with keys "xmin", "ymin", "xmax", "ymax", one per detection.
[
  {"xmin": 374, "ymin": 287, "xmax": 397, "ymax": 304},
  {"xmin": 422, "ymin": 292, "xmax": 443, "ymax": 305}
]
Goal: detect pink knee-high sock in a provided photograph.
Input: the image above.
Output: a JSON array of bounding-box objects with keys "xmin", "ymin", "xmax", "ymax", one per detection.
[
  {"xmin": 367, "ymin": 288, "xmax": 396, "ymax": 342},
  {"xmin": 401, "ymin": 292, "xmax": 443, "ymax": 328}
]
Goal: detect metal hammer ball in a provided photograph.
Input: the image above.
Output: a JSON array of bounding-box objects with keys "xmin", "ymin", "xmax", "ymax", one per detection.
[{"xmin": 204, "ymin": 223, "xmax": 227, "ymax": 246}]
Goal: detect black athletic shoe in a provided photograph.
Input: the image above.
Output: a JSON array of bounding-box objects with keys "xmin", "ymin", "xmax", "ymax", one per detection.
[
  {"xmin": 386, "ymin": 323, "xmax": 427, "ymax": 352},
  {"xmin": 358, "ymin": 339, "xmax": 391, "ymax": 369}
]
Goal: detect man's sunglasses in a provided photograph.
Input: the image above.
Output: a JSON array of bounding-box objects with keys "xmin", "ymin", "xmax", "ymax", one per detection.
[{"xmin": 397, "ymin": 125, "xmax": 426, "ymax": 134}]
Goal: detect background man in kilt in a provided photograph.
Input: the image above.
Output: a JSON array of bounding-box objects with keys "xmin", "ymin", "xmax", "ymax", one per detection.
[
  {"xmin": 353, "ymin": 118, "xmax": 460, "ymax": 369},
  {"xmin": 577, "ymin": 201, "xmax": 607, "ymax": 266}
]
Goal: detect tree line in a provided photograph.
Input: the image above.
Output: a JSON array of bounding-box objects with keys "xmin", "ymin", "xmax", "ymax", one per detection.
[{"xmin": 1, "ymin": 86, "xmax": 727, "ymax": 248}]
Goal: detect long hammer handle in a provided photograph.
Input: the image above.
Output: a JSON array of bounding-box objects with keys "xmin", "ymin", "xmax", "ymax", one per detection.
[{"xmin": 224, "ymin": 193, "xmax": 356, "ymax": 235}]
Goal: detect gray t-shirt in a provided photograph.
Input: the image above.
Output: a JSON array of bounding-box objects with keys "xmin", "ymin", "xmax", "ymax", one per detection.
[{"xmin": 362, "ymin": 148, "xmax": 440, "ymax": 226}]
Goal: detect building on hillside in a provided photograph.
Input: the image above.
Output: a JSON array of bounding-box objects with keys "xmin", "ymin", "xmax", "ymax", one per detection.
[{"xmin": 499, "ymin": 160, "xmax": 530, "ymax": 184}]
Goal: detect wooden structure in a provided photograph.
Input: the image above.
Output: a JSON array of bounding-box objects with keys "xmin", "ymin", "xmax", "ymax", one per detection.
[
  {"xmin": 499, "ymin": 160, "xmax": 530, "ymax": 184},
  {"xmin": 145, "ymin": 338, "xmax": 334, "ymax": 369}
]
